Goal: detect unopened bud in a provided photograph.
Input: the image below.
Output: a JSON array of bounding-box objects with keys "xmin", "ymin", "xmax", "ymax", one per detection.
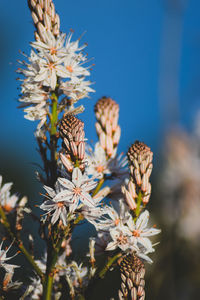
[
  {"xmin": 127, "ymin": 141, "xmax": 153, "ymax": 203},
  {"xmin": 59, "ymin": 114, "xmax": 85, "ymax": 170},
  {"xmin": 95, "ymin": 97, "xmax": 120, "ymax": 158}
]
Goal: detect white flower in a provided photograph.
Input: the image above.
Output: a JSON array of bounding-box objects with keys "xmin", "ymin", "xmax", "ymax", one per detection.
[
  {"xmin": 61, "ymin": 77, "xmax": 95, "ymax": 102},
  {"xmin": 40, "ymin": 168, "xmax": 98, "ymax": 223},
  {"xmin": 108, "ymin": 152, "xmax": 128, "ymax": 178},
  {"xmin": 85, "ymin": 143, "xmax": 128, "ymax": 180},
  {"xmin": 81, "ymin": 206, "xmax": 104, "ymax": 225},
  {"xmin": 63, "ymin": 55, "xmax": 90, "ymax": 79},
  {"xmin": 127, "ymin": 210, "xmax": 161, "ymax": 253},
  {"xmin": 40, "ymin": 183, "xmax": 72, "ymax": 226},
  {"xmin": 89, "ymin": 200, "xmax": 130, "ymax": 232},
  {"xmin": 0, "ymin": 241, "xmax": 19, "ymax": 273},
  {"xmin": 18, "ymin": 28, "xmax": 95, "ymax": 132},
  {"xmin": 26, "ymin": 277, "xmax": 43, "ymax": 300},
  {"xmin": 0, "ymin": 176, "xmax": 19, "ymax": 212},
  {"xmin": 65, "ymin": 261, "xmax": 88, "ymax": 288},
  {"xmin": 19, "ymin": 81, "xmax": 49, "ymax": 105},
  {"xmin": 23, "ymin": 102, "xmax": 48, "ymax": 132},
  {"xmin": 65, "ymin": 32, "xmax": 86, "ymax": 54},
  {"xmin": 34, "ymin": 54, "xmax": 69, "ymax": 90},
  {"xmin": 31, "ymin": 32, "xmax": 66, "ymax": 57},
  {"xmin": 58, "ymin": 167, "xmax": 98, "ymax": 213},
  {"xmin": 85, "ymin": 143, "xmax": 111, "ymax": 178},
  {"xmin": 106, "ymin": 226, "xmax": 136, "ymax": 252},
  {"xmin": 105, "ymin": 200, "xmax": 130, "ymax": 228}
]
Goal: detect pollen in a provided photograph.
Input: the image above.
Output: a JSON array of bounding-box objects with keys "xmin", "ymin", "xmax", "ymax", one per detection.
[
  {"xmin": 3, "ymin": 204, "xmax": 13, "ymax": 213},
  {"xmin": 48, "ymin": 62, "xmax": 55, "ymax": 70},
  {"xmin": 57, "ymin": 201, "xmax": 65, "ymax": 208},
  {"xmin": 50, "ymin": 47, "xmax": 57, "ymax": 55},
  {"xmin": 73, "ymin": 187, "xmax": 82, "ymax": 195},
  {"xmin": 96, "ymin": 165, "xmax": 105, "ymax": 173},
  {"xmin": 133, "ymin": 229, "xmax": 141, "ymax": 237},
  {"xmin": 117, "ymin": 233, "xmax": 128, "ymax": 245},
  {"xmin": 115, "ymin": 218, "xmax": 120, "ymax": 226},
  {"xmin": 66, "ymin": 65, "xmax": 73, "ymax": 73}
]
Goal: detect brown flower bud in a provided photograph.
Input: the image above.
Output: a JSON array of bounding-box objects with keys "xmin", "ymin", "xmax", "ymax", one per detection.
[
  {"xmin": 119, "ymin": 254, "xmax": 145, "ymax": 300},
  {"xmin": 127, "ymin": 141, "xmax": 153, "ymax": 204},
  {"xmin": 59, "ymin": 114, "xmax": 85, "ymax": 171}
]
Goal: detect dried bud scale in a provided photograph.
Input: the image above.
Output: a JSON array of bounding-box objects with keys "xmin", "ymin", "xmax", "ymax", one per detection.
[
  {"xmin": 95, "ymin": 97, "xmax": 121, "ymax": 158},
  {"xmin": 119, "ymin": 255, "xmax": 145, "ymax": 300}
]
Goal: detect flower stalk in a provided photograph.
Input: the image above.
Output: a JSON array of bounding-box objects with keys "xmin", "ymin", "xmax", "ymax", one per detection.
[
  {"xmin": 50, "ymin": 92, "xmax": 58, "ymax": 136},
  {"xmin": 99, "ymin": 252, "xmax": 122, "ymax": 279}
]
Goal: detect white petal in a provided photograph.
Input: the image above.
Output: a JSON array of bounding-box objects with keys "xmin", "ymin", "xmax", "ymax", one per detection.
[
  {"xmin": 51, "ymin": 208, "xmax": 60, "ymax": 224},
  {"xmin": 137, "ymin": 237, "xmax": 153, "ymax": 252},
  {"xmin": 80, "ymin": 191, "xmax": 95, "ymax": 207},
  {"xmin": 54, "ymin": 190, "xmax": 73, "ymax": 202},
  {"xmin": 137, "ymin": 253, "xmax": 153, "ymax": 264},
  {"xmin": 35, "ymin": 70, "xmax": 48, "ymax": 82},
  {"xmin": 43, "ymin": 185, "xmax": 56, "ymax": 198},
  {"xmin": 142, "ymin": 228, "xmax": 161, "ymax": 237},
  {"xmin": 136, "ymin": 210, "xmax": 149, "ymax": 230},
  {"xmin": 50, "ymin": 69, "xmax": 57, "ymax": 90},
  {"xmin": 106, "ymin": 241, "xmax": 117, "ymax": 251},
  {"xmin": 72, "ymin": 168, "xmax": 82, "ymax": 187},
  {"xmin": 58, "ymin": 177, "xmax": 74, "ymax": 189},
  {"xmin": 1, "ymin": 183, "xmax": 12, "ymax": 195}
]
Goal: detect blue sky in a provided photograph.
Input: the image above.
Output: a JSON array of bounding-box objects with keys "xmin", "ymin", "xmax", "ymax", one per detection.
[{"xmin": 0, "ymin": 0, "xmax": 200, "ymax": 187}]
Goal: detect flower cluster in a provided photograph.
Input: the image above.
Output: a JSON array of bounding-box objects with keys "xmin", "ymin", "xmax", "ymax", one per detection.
[
  {"xmin": 88, "ymin": 200, "xmax": 160, "ymax": 263},
  {"xmin": 18, "ymin": 0, "xmax": 94, "ymax": 135},
  {"xmin": 39, "ymin": 111, "xmax": 160, "ymax": 265},
  {"xmin": 0, "ymin": 0, "xmax": 161, "ymax": 299},
  {"xmin": 40, "ymin": 167, "xmax": 99, "ymax": 223}
]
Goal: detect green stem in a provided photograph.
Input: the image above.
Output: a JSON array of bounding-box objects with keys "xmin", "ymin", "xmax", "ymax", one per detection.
[
  {"xmin": 0, "ymin": 206, "xmax": 44, "ymax": 281},
  {"xmin": 43, "ymin": 224, "xmax": 71, "ymax": 300},
  {"xmin": 99, "ymin": 253, "xmax": 122, "ymax": 279},
  {"xmin": 50, "ymin": 92, "xmax": 58, "ymax": 136},
  {"xmin": 92, "ymin": 178, "xmax": 104, "ymax": 197},
  {"xmin": 43, "ymin": 275, "xmax": 53, "ymax": 300},
  {"xmin": 134, "ymin": 191, "xmax": 142, "ymax": 221},
  {"xmin": 49, "ymin": 92, "xmax": 59, "ymax": 187}
]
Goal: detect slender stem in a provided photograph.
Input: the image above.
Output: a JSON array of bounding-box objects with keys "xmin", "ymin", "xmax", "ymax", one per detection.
[
  {"xmin": 99, "ymin": 252, "xmax": 122, "ymax": 279},
  {"xmin": 50, "ymin": 92, "xmax": 58, "ymax": 136},
  {"xmin": 0, "ymin": 206, "xmax": 44, "ymax": 281},
  {"xmin": 43, "ymin": 224, "xmax": 71, "ymax": 300},
  {"xmin": 43, "ymin": 274, "xmax": 53, "ymax": 300},
  {"xmin": 49, "ymin": 92, "xmax": 58, "ymax": 187},
  {"xmin": 92, "ymin": 178, "xmax": 104, "ymax": 197},
  {"xmin": 134, "ymin": 191, "xmax": 142, "ymax": 220},
  {"xmin": 42, "ymin": 91, "xmax": 60, "ymax": 299}
]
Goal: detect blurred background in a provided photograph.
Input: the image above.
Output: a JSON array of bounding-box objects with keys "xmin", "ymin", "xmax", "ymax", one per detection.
[{"xmin": 0, "ymin": 0, "xmax": 200, "ymax": 299}]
